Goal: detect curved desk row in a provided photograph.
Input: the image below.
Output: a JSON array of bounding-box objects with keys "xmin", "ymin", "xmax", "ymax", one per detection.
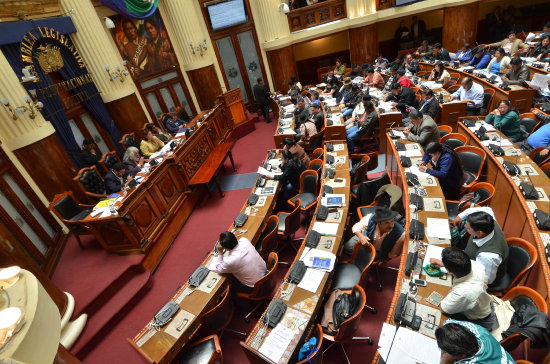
[
  {"xmin": 457, "ymin": 121, "xmax": 550, "ymax": 305},
  {"xmin": 127, "ymin": 150, "xmax": 282, "ymax": 364},
  {"xmin": 241, "ymin": 141, "xmax": 351, "ymax": 364}
]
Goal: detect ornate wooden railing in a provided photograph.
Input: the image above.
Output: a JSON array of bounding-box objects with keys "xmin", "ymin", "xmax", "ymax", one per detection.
[{"xmin": 287, "ymin": 0, "xmax": 346, "ymax": 32}]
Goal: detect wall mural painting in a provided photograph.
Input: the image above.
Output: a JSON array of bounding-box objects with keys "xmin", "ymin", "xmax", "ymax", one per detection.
[{"xmin": 111, "ymin": 12, "xmax": 177, "ymax": 80}]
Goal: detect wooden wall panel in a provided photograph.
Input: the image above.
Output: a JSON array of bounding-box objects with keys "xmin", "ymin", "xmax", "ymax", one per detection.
[
  {"xmin": 105, "ymin": 93, "xmax": 150, "ymax": 138},
  {"xmin": 266, "ymin": 45, "xmax": 298, "ymax": 94},
  {"xmin": 13, "ymin": 134, "xmax": 86, "ymax": 203},
  {"xmin": 187, "ymin": 65, "xmax": 223, "ymax": 111},
  {"xmin": 443, "ymin": 3, "xmax": 478, "ymax": 53},
  {"xmin": 349, "ymin": 24, "xmax": 378, "ymax": 66}
]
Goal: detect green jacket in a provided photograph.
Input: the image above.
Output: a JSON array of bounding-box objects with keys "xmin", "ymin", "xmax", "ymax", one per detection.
[{"xmin": 485, "ymin": 111, "xmax": 520, "ymax": 140}]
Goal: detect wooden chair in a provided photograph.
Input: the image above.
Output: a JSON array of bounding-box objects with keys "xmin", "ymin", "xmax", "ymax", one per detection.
[
  {"xmin": 438, "ymin": 125, "xmax": 453, "ymax": 138},
  {"xmin": 308, "ymin": 158, "xmax": 323, "ymax": 177},
  {"xmin": 350, "ymin": 155, "xmax": 370, "ymax": 188},
  {"xmin": 236, "ymin": 252, "xmax": 279, "ymax": 323},
  {"xmin": 179, "ymin": 334, "xmax": 222, "ymax": 364},
  {"xmin": 440, "ymin": 133, "xmax": 467, "ymax": 149},
  {"xmin": 416, "ymin": 71, "xmax": 429, "ymax": 78},
  {"xmin": 445, "ymin": 181, "xmax": 495, "ymax": 221},
  {"xmin": 73, "ymin": 165, "xmax": 108, "ymax": 201},
  {"xmin": 529, "ymin": 147, "xmax": 550, "ymax": 166},
  {"xmin": 447, "ymin": 84, "xmax": 461, "ymax": 93},
  {"xmin": 353, "ymin": 172, "xmax": 391, "ymax": 208},
  {"xmin": 305, "ymin": 128, "xmax": 325, "ymax": 154},
  {"xmin": 276, "ymin": 198, "xmax": 302, "ymax": 248},
  {"xmin": 99, "ymin": 151, "xmax": 121, "ymax": 174},
  {"xmin": 356, "ymin": 184, "xmax": 402, "ymax": 220},
  {"xmin": 455, "ymin": 146, "xmax": 486, "ymax": 189},
  {"xmin": 442, "ymin": 80, "xmax": 457, "ymax": 90},
  {"xmin": 540, "ymin": 162, "xmax": 550, "ymax": 176},
  {"xmin": 311, "ymin": 147, "xmax": 324, "ymax": 160},
  {"xmin": 49, "ymin": 191, "xmax": 94, "ymax": 249},
  {"xmin": 199, "ymin": 286, "xmax": 236, "ymax": 336},
  {"xmin": 255, "ymin": 215, "xmax": 279, "ymax": 258},
  {"xmin": 119, "ymin": 132, "xmax": 139, "ymax": 152},
  {"xmin": 297, "ymin": 324, "xmax": 324, "ymax": 364},
  {"xmin": 449, "ymin": 72, "xmax": 461, "ymax": 81},
  {"xmin": 500, "ymin": 286, "xmax": 547, "ymax": 354},
  {"xmin": 322, "ymin": 285, "xmax": 373, "ymax": 364},
  {"xmin": 488, "ymin": 238, "xmax": 538, "ymax": 296},
  {"xmin": 289, "ymin": 170, "xmax": 318, "ymax": 212}
]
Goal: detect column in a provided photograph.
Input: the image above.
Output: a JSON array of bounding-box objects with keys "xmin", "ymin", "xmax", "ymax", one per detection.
[
  {"xmin": 442, "ymin": 3, "xmax": 478, "ymax": 53},
  {"xmin": 266, "ymin": 45, "xmax": 298, "ymax": 94},
  {"xmin": 158, "ymin": 0, "xmax": 224, "ymax": 110},
  {"xmin": 59, "ymin": 0, "xmax": 151, "ymax": 135},
  {"xmin": 349, "ymin": 23, "xmax": 378, "ymax": 65}
]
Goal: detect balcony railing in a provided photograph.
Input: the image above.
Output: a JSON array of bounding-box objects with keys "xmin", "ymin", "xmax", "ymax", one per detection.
[{"xmin": 287, "ymin": 0, "xmax": 347, "ymax": 32}]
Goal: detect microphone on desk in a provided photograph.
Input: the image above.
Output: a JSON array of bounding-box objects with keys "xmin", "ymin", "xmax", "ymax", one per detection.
[{"xmin": 389, "ymin": 121, "xmax": 397, "ymax": 138}]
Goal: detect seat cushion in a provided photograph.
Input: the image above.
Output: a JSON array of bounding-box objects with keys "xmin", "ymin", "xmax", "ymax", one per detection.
[
  {"xmin": 446, "ymin": 202, "xmax": 459, "ymax": 221},
  {"xmin": 351, "ymin": 185, "xmax": 359, "ymax": 196},
  {"xmin": 180, "ymin": 337, "xmax": 216, "ymax": 364},
  {"xmin": 488, "ymin": 272, "xmax": 512, "ymax": 293},
  {"xmin": 70, "ymin": 209, "xmax": 92, "ymax": 221},
  {"xmin": 331, "ymin": 263, "xmax": 361, "ymax": 290},
  {"xmin": 292, "ymin": 193, "xmax": 316, "ymax": 208},
  {"xmin": 277, "ymin": 213, "xmax": 288, "ymax": 233},
  {"xmin": 463, "ymin": 171, "xmax": 475, "ymax": 185}
]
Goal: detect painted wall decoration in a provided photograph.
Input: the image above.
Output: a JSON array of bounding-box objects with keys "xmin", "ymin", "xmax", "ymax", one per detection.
[{"xmin": 110, "ymin": 12, "xmax": 177, "ymax": 80}]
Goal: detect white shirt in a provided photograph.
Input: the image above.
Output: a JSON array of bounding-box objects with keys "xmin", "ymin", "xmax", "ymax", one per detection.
[
  {"xmin": 458, "ymin": 206, "xmax": 502, "ymax": 284},
  {"xmin": 216, "ymin": 237, "xmax": 267, "ymax": 287},
  {"xmin": 441, "ymin": 260, "xmax": 493, "ymax": 320},
  {"xmin": 452, "ymin": 82, "xmax": 484, "ymax": 108}
]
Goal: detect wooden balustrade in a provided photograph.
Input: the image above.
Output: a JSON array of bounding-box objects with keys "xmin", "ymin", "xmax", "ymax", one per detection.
[{"xmin": 287, "ymin": 0, "xmax": 346, "ymax": 32}]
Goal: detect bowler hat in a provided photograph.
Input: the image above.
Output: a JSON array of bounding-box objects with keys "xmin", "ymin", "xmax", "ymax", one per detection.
[{"xmin": 371, "ymin": 206, "xmax": 398, "ymax": 222}]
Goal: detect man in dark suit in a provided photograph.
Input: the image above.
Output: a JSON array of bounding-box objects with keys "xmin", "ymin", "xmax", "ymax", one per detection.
[
  {"xmin": 403, "ymin": 110, "xmax": 440, "ymax": 150},
  {"xmin": 387, "ymin": 83, "xmax": 416, "ymax": 117},
  {"xmin": 322, "ymin": 69, "xmax": 338, "ymax": 87},
  {"xmin": 418, "ymin": 88, "xmax": 440, "ymax": 120},
  {"xmin": 253, "ymin": 77, "xmax": 271, "ymax": 123},
  {"xmin": 294, "ymin": 97, "xmax": 312, "ymax": 129},
  {"xmin": 310, "ymin": 103, "xmax": 325, "ymax": 132},
  {"xmin": 433, "ymin": 43, "xmax": 451, "ymax": 62},
  {"xmin": 81, "ymin": 138, "xmax": 101, "ymax": 168},
  {"xmin": 104, "ymin": 162, "xmax": 133, "ymax": 194}
]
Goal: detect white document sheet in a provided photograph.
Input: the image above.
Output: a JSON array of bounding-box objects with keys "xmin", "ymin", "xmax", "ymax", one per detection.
[
  {"xmin": 398, "ymin": 149, "xmax": 423, "ymax": 157},
  {"xmin": 297, "ymin": 268, "xmax": 325, "ymax": 293},
  {"xmin": 422, "ymin": 244, "xmax": 448, "ymax": 274},
  {"xmin": 312, "ymin": 222, "xmax": 339, "ymax": 236},
  {"xmin": 258, "ymin": 326, "xmax": 295, "ymax": 363},
  {"xmin": 394, "ymin": 327, "xmax": 441, "ymax": 364},
  {"xmin": 481, "ymin": 138, "xmax": 513, "ymax": 147},
  {"xmin": 427, "ymin": 218, "xmax": 452, "ymax": 239}
]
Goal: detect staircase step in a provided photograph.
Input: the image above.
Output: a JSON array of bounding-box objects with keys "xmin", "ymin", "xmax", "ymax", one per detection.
[{"xmin": 72, "ymin": 265, "xmax": 151, "ymax": 358}]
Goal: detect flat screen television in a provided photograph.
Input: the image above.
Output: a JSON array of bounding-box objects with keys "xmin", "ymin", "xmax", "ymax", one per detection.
[
  {"xmin": 395, "ymin": 0, "xmax": 426, "ymax": 6},
  {"xmin": 206, "ymin": 0, "xmax": 248, "ymax": 31}
]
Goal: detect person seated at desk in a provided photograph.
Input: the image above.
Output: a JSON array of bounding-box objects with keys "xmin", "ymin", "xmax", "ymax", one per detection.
[
  {"xmin": 298, "ymin": 117, "xmax": 318, "ymax": 148},
  {"xmin": 336, "ymin": 77, "xmax": 353, "ymax": 104},
  {"xmin": 267, "ymin": 149, "xmax": 305, "ymax": 201},
  {"xmin": 145, "ymin": 123, "xmax": 171, "ymax": 143},
  {"xmin": 469, "ymin": 46, "xmax": 491, "ymax": 69},
  {"xmin": 383, "ymin": 65, "xmax": 400, "ymax": 92},
  {"xmin": 310, "ymin": 90, "xmax": 321, "ymax": 107},
  {"xmin": 348, "ymin": 64, "xmax": 362, "ymax": 79},
  {"xmin": 363, "ymin": 67, "xmax": 385, "ymax": 89},
  {"xmin": 161, "ymin": 113, "xmax": 184, "ymax": 133},
  {"xmin": 288, "ymin": 75, "xmax": 302, "ymax": 95},
  {"xmin": 418, "ymin": 88, "xmax": 440, "ymax": 120},
  {"xmin": 140, "ymin": 127, "xmax": 164, "ymax": 157},
  {"xmin": 388, "ymin": 54, "xmax": 404, "ymax": 70},
  {"xmin": 343, "ymin": 206, "xmax": 405, "ymax": 260},
  {"xmin": 320, "ymin": 82, "xmax": 336, "ymax": 98},
  {"xmin": 323, "ymin": 69, "xmax": 338, "ymax": 87},
  {"xmin": 400, "ymin": 53, "xmax": 420, "ymax": 76},
  {"xmin": 501, "ymin": 57, "xmax": 530, "ymax": 86},
  {"xmin": 333, "ymin": 58, "xmax": 347, "ymax": 76},
  {"xmin": 430, "ymin": 247, "xmax": 498, "ymax": 331},
  {"xmin": 485, "ymin": 100, "xmax": 521, "ymax": 141},
  {"xmin": 532, "ymin": 35, "xmax": 550, "ymax": 61},
  {"xmin": 347, "ymin": 94, "xmax": 371, "ymax": 129},
  {"xmin": 123, "ymin": 146, "xmax": 146, "ymax": 177},
  {"xmin": 293, "ymin": 96, "xmax": 312, "ymax": 128},
  {"xmin": 215, "ymin": 231, "xmax": 267, "ymax": 294},
  {"xmin": 455, "ymin": 43, "xmax": 473, "ymax": 63},
  {"xmin": 387, "ymin": 83, "xmax": 416, "ymax": 116},
  {"xmin": 453, "ymin": 206, "xmax": 509, "ymax": 285},
  {"xmin": 526, "ymin": 110, "xmax": 550, "ymax": 153},
  {"xmin": 433, "ymin": 42, "xmax": 451, "ymax": 62},
  {"xmin": 346, "ymin": 100, "xmax": 378, "ymax": 151},
  {"xmin": 487, "ymin": 29, "xmax": 529, "ymax": 56},
  {"xmin": 403, "ymin": 110, "xmax": 439, "ymax": 150},
  {"xmin": 374, "ymin": 53, "xmax": 389, "ymax": 69},
  {"xmin": 282, "ymin": 137, "xmax": 310, "ymax": 167},
  {"xmin": 80, "ymin": 138, "xmax": 101, "ymax": 168},
  {"xmin": 310, "ymin": 102, "xmax": 325, "ymax": 131},
  {"xmin": 451, "ymin": 77, "xmax": 484, "ymax": 116},
  {"xmin": 435, "ymin": 320, "xmax": 515, "ymax": 363},
  {"xmin": 486, "ymin": 48, "xmax": 511, "ymax": 74},
  {"xmin": 341, "ymin": 84, "xmax": 362, "ymax": 119},
  {"xmin": 428, "ymin": 62, "xmax": 451, "ymax": 84},
  {"xmin": 416, "ymin": 40, "xmax": 433, "ymax": 59},
  {"xmin": 397, "ymin": 69, "xmax": 413, "ymax": 88},
  {"xmin": 419, "ymin": 142, "xmax": 464, "ymax": 200},
  {"xmin": 104, "ymin": 162, "xmax": 133, "ymax": 194}
]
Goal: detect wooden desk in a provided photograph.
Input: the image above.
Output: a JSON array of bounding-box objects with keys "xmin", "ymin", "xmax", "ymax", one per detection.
[
  {"xmin": 128, "ymin": 151, "xmax": 282, "ymax": 364},
  {"xmin": 373, "ymin": 132, "xmax": 452, "ymax": 363},
  {"xmin": 457, "ymin": 121, "xmax": 550, "ymax": 306},
  {"xmin": 188, "ymin": 141, "xmax": 236, "ymax": 198},
  {"xmin": 271, "ymin": 96, "xmax": 296, "ymax": 149},
  {"xmin": 241, "ymin": 142, "xmax": 350, "ymax": 364},
  {"xmin": 419, "ymin": 62, "xmax": 535, "ymax": 114},
  {"xmin": 324, "ymin": 106, "xmax": 346, "ymax": 141}
]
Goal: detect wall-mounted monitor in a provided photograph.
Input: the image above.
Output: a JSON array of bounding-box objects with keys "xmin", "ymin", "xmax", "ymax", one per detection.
[{"xmin": 205, "ymin": 0, "xmax": 248, "ymax": 31}]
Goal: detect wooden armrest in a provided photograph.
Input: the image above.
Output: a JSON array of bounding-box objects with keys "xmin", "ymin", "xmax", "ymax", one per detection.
[
  {"xmin": 85, "ymin": 191, "xmax": 108, "ymax": 199},
  {"xmin": 78, "ymin": 203, "xmax": 96, "ymax": 209}
]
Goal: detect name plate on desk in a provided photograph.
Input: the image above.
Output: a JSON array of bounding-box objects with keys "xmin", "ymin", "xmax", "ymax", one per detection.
[
  {"xmin": 318, "ymin": 236, "xmax": 336, "ymax": 251},
  {"xmin": 423, "ymin": 198, "xmax": 445, "ymax": 212},
  {"xmin": 333, "ymin": 143, "xmax": 345, "ymax": 151},
  {"xmin": 164, "ymin": 309, "xmax": 195, "ymax": 340}
]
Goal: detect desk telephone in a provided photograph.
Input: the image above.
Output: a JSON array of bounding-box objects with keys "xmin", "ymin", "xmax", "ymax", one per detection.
[
  {"xmin": 394, "ymin": 293, "xmax": 422, "ymax": 331},
  {"xmin": 153, "ymin": 300, "xmax": 179, "ymax": 328},
  {"xmin": 263, "ymin": 161, "xmax": 272, "ymax": 171},
  {"xmin": 256, "ymin": 176, "xmax": 266, "ymax": 187},
  {"xmin": 267, "ymin": 150, "xmax": 276, "ymax": 160},
  {"xmin": 264, "ymin": 298, "xmax": 287, "ymax": 328}
]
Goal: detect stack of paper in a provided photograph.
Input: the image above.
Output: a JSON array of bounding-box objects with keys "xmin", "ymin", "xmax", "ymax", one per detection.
[{"xmin": 377, "ymin": 323, "xmax": 440, "ymax": 364}]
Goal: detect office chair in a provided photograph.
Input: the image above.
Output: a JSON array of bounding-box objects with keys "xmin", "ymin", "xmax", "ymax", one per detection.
[
  {"xmin": 480, "ymin": 88, "xmax": 495, "ymax": 115},
  {"xmin": 297, "ymin": 324, "xmax": 324, "ymax": 364},
  {"xmin": 198, "ymin": 285, "xmax": 247, "ymax": 338},
  {"xmin": 445, "ymin": 181, "xmax": 495, "ymax": 221},
  {"xmin": 353, "ymin": 172, "xmax": 391, "ymax": 207},
  {"xmin": 74, "ymin": 165, "xmax": 108, "ymax": 201},
  {"xmin": 276, "ymin": 198, "xmax": 302, "ymax": 256},
  {"xmin": 255, "ymin": 215, "xmax": 279, "ymax": 258},
  {"xmin": 308, "ymin": 158, "xmax": 324, "ymax": 181},
  {"xmin": 322, "ymin": 285, "xmax": 373, "ymax": 364},
  {"xmin": 540, "ymin": 162, "xmax": 550, "ymax": 178},
  {"xmin": 179, "ymin": 334, "xmax": 222, "ymax": 364},
  {"xmin": 440, "ymin": 133, "xmax": 467, "ymax": 150},
  {"xmin": 357, "ymin": 184, "xmax": 403, "ymax": 219},
  {"xmin": 306, "ymin": 128, "xmax": 325, "ymax": 154},
  {"xmin": 236, "ymin": 252, "xmax": 279, "ymax": 323},
  {"xmin": 447, "ymin": 84, "xmax": 461, "ymax": 93},
  {"xmin": 442, "ymin": 80, "xmax": 457, "ymax": 90},
  {"xmin": 488, "ymin": 238, "xmax": 538, "ymax": 296},
  {"xmin": 518, "ymin": 115, "xmax": 540, "ymax": 141},
  {"xmin": 500, "ymin": 286, "xmax": 547, "ymax": 355},
  {"xmin": 49, "ymin": 191, "xmax": 94, "ymax": 249},
  {"xmin": 289, "ymin": 170, "xmax": 318, "ymax": 212},
  {"xmin": 455, "ymin": 146, "xmax": 486, "ymax": 189},
  {"xmin": 529, "ymin": 146, "xmax": 550, "ymax": 166},
  {"xmin": 119, "ymin": 132, "xmax": 139, "ymax": 151},
  {"xmin": 350, "ymin": 156, "xmax": 370, "ymax": 192},
  {"xmin": 99, "ymin": 151, "xmax": 121, "ymax": 175},
  {"xmin": 311, "ymin": 147, "xmax": 324, "ymax": 160},
  {"xmin": 438, "ymin": 125, "xmax": 453, "ymax": 138}
]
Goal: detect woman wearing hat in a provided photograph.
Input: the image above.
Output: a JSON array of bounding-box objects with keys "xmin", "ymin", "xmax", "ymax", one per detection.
[{"xmin": 343, "ymin": 206, "xmax": 406, "ymax": 260}]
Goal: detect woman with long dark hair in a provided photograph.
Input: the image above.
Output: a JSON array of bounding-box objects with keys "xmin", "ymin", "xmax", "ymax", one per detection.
[
  {"xmin": 419, "ymin": 142, "xmax": 464, "ymax": 200},
  {"xmin": 428, "ymin": 62, "xmax": 450, "ymax": 84},
  {"xmin": 269, "ymin": 150, "xmax": 305, "ymax": 200},
  {"xmin": 485, "ymin": 100, "xmax": 520, "ymax": 141}
]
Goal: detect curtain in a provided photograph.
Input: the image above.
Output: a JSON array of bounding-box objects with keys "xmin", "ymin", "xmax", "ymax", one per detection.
[{"xmin": 97, "ymin": 0, "xmax": 159, "ymax": 19}]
